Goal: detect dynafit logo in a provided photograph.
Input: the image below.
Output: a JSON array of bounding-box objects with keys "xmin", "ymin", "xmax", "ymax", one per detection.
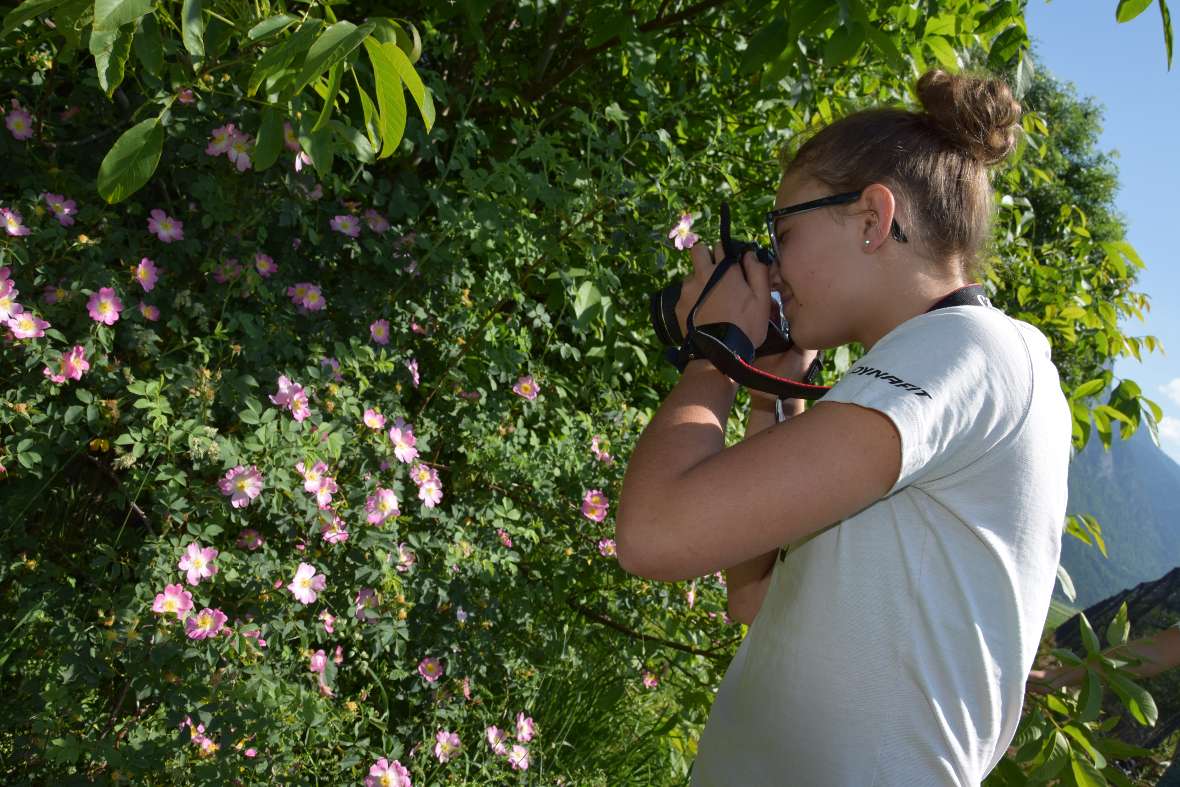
[{"xmin": 847, "ymin": 366, "xmax": 932, "ymax": 399}]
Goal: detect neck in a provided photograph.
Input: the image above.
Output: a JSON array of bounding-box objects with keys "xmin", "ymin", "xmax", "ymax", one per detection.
[{"xmin": 857, "ymin": 270, "xmax": 973, "ymax": 350}]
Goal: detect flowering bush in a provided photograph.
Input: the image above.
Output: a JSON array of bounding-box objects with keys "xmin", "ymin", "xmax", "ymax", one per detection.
[{"xmin": 0, "ymin": 0, "xmax": 1170, "ymax": 784}]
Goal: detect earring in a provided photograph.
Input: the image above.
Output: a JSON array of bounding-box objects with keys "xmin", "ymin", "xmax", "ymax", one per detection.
[{"xmin": 863, "ymin": 239, "xmax": 871, "ymax": 246}]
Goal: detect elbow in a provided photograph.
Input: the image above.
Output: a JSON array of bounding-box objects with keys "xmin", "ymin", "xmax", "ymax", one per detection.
[{"xmin": 615, "ymin": 505, "xmax": 665, "ymax": 580}]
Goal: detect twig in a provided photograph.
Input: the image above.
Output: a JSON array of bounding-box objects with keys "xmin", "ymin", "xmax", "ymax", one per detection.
[
  {"xmin": 567, "ymin": 600, "xmax": 740, "ymax": 659},
  {"xmin": 84, "ymin": 454, "xmax": 155, "ymax": 536}
]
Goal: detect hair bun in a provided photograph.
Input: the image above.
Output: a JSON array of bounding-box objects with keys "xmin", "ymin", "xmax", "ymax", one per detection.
[{"xmin": 916, "ymin": 69, "xmax": 1022, "ymax": 166}]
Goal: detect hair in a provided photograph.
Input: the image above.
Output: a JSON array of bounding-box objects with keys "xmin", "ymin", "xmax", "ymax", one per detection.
[{"xmin": 779, "ymin": 69, "xmax": 1023, "ymax": 281}]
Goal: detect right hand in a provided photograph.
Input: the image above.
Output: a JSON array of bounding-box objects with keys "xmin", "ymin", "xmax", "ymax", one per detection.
[{"xmin": 748, "ymin": 340, "xmax": 820, "ymax": 405}]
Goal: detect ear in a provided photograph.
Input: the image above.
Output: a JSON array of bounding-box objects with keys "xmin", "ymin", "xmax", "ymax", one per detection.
[{"xmin": 858, "ymin": 183, "xmax": 896, "ymax": 252}]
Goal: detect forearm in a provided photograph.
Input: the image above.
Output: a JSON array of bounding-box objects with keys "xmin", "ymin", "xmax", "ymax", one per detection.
[{"xmin": 1040, "ymin": 628, "xmax": 1180, "ymax": 689}]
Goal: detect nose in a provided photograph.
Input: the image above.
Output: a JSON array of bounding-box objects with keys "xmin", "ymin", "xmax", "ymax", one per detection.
[{"xmin": 769, "ymin": 261, "xmax": 785, "ymax": 291}]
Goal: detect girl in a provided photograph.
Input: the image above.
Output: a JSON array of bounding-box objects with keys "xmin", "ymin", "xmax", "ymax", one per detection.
[{"xmin": 616, "ymin": 69, "xmax": 1072, "ymax": 785}]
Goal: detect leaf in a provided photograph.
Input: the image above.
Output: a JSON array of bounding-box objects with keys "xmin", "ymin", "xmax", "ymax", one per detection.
[
  {"xmin": 248, "ymin": 18, "xmax": 323, "ymax": 97},
  {"xmin": 131, "ymin": 12, "xmax": 162, "ymax": 76},
  {"xmin": 1106, "ymin": 602, "xmax": 1130, "ymax": 648},
  {"xmin": 1063, "ymin": 723, "xmax": 1107, "ymax": 770},
  {"xmin": 1069, "ymin": 749, "xmax": 1106, "ymax": 787},
  {"xmin": 925, "ymin": 35, "xmax": 960, "ymax": 71},
  {"xmin": 312, "ymin": 62, "xmax": 344, "ymax": 132},
  {"xmin": 2, "ymin": 0, "xmax": 71, "ymax": 39},
  {"xmin": 1025, "ymin": 730, "xmax": 1069, "ymax": 782},
  {"xmin": 181, "ymin": 0, "xmax": 204, "ymax": 67},
  {"xmin": 290, "ymin": 21, "xmax": 374, "ymax": 99},
  {"xmin": 1104, "ymin": 669, "xmax": 1159, "ymax": 726},
  {"xmin": 296, "ymin": 121, "xmax": 334, "ymax": 177},
  {"xmin": 90, "ymin": 24, "xmax": 134, "ymax": 97},
  {"xmin": 363, "ymin": 38, "xmax": 408, "ymax": 159},
  {"xmin": 92, "ymin": 0, "xmax": 151, "ymax": 32},
  {"xmin": 739, "ymin": 17, "xmax": 789, "ymax": 74},
  {"xmin": 822, "ymin": 22, "xmax": 865, "ymax": 68},
  {"xmin": 1056, "ymin": 563, "xmax": 1076, "ymax": 602},
  {"xmin": 370, "ymin": 17, "xmax": 422, "ymax": 62},
  {"xmin": 1161, "ymin": 0, "xmax": 1174, "ymax": 69},
  {"xmin": 248, "ymin": 13, "xmax": 296, "ymax": 41},
  {"xmin": 988, "ymin": 25, "xmax": 1026, "ymax": 70},
  {"xmin": 252, "ymin": 107, "xmax": 284, "ymax": 172},
  {"xmin": 1077, "ymin": 669, "xmax": 1103, "ymax": 723},
  {"xmin": 1078, "ymin": 613, "xmax": 1100, "ymax": 657},
  {"xmin": 381, "ymin": 39, "xmax": 433, "ymax": 132},
  {"xmin": 1072, "ymin": 378, "xmax": 1106, "ymax": 400},
  {"xmin": 865, "ymin": 26, "xmax": 907, "ymax": 73},
  {"xmin": 97, "ymin": 115, "xmax": 164, "ymax": 204},
  {"xmin": 352, "ymin": 71, "xmax": 379, "ymax": 149},
  {"xmin": 1116, "ymin": 0, "xmax": 1153, "ymax": 23},
  {"xmin": 573, "ymin": 281, "xmax": 602, "ymax": 320}
]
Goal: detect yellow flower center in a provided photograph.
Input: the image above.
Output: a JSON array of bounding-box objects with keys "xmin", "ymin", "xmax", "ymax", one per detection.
[
  {"xmin": 198, "ymin": 613, "xmax": 212, "ymax": 627},
  {"xmin": 192, "ymin": 556, "xmax": 204, "ymax": 570}
]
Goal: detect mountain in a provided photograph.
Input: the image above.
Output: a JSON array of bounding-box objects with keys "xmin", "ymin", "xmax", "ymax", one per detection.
[{"xmin": 1059, "ymin": 422, "xmax": 1180, "ymax": 610}]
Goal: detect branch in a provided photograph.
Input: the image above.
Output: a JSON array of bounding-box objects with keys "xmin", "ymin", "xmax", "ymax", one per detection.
[{"xmin": 567, "ymin": 599, "xmax": 742, "ymax": 659}]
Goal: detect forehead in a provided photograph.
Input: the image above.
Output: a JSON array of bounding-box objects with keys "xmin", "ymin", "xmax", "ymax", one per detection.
[{"xmin": 774, "ymin": 170, "xmax": 827, "ymax": 209}]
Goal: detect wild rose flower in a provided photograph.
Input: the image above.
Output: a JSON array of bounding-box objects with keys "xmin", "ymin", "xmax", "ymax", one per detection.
[
  {"xmin": 598, "ymin": 538, "xmax": 617, "ymax": 557},
  {"xmin": 319, "ymin": 610, "xmax": 335, "ymax": 634},
  {"xmin": 406, "ymin": 358, "xmax": 419, "ymax": 387},
  {"xmin": 309, "ymin": 649, "xmax": 327, "ymax": 674},
  {"xmin": 2, "ymin": 207, "xmax": 30, "ymax": 237},
  {"xmin": 282, "ymin": 121, "xmax": 300, "ymax": 152},
  {"xmin": 497, "ymin": 528, "xmax": 513, "ymax": 548},
  {"xmin": 320, "ymin": 356, "xmax": 343, "ymax": 381},
  {"xmin": 212, "ymin": 257, "xmax": 243, "ymax": 283},
  {"xmin": 177, "ymin": 88, "xmax": 195, "ymax": 104},
  {"xmin": 42, "ymin": 282, "xmax": 67, "ymax": 304},
  {"xmin": 418, "ymin": 656, "xmax": 443, "ymax": 683},
  {"xmin": 244, "ymin": 747, "xmax": 258, "ymax": 758},
  {"xmin": 151, "ymin": 583, "xmax": 194, "ymax": 621},
  {"xmin": 370, "ymin": 319, "xmax": 390, "ymax": 345},
  {"xmin": 43, "ymin": 345, "xmax": 90, "ymax": 383},
  {"xmin": 42, "ymin": 193, "xmax": 77, "ymax": 226},
  {"xmin": 434, "ymin": 730, "xmax": 461, "ymax": 763},
  {"xmin": 642, "ymin": 671, "xmax": 660, "ymax": 688},
  {"xmin": 296, "ymin": 460, "xmax": 328, "ymax": 494},
  {"xmin": 5, "ymin": 100, "xmax": 33, "ymax": 140},
  {"xmin": 410, "ymin": 321, "xmax": 427, "ymax": 335},
  {"xmin": 365, "ymin": 487, "xmax": 400, "ymax": 525},
  {"xmin": 364, "ymin": 209, "xmax": 390, "ymax": 234},
  {"xmin": 334, "ymin": 645, "xmax": 344, "ymax": 664},
  {"xmin": 269, "ymin": 374, "xmax": 298, "ymax": 407},
  {"xmin": 581, "ymin": 489, "xmax": 609, "ymax": 522},
  {"xmin": 147, "ymin": 209, "xmax": 184, "ymax": 242},
  {"xmin": 288, "ymin": 562, "xmax": 326, "ymax": 605},
  {"xmin": 591, "ymin": 435, "xmax": 613, "ymax": 464},
  {"xmin": 363, "ymin": 408, "xmax": 386, "ymax": 429},
  {"xmin": 135, "ymin": 257, "xmax": 159, "ymax": 292},
  {"xmin": 8, "ymin": 311, "xmax": 49, "ymax": 339},
  {"xmin": 396, "ymin": 543, "xmax": 416, "ymax": 573},
  {"xmin": 0, "ymin": 285, "xmax": 19, "ymax": 321},
  {"xmin": 486, "ymin": 726, "xmax": 508, "ymax": 756},
  {"xmin": 294, "ymin": 150, "xmax": 312, "ymax": 172},
  {"xmin": 508, "ymin": 745, "xmax": 530, "ymax": 771},
  {"xmin": 218, "ymin": 464, "xmax": 263, "ymax": 508},
  {"xmin": 364, "ymin": 758, "xmax": 412, "ymax": 787},
  {"xmin": 686, "ymin": 583, "xmax": 697, "ymax": 609},
  {"xmin": 286, "ymin": 283, "xmax": 309, "ymax": 307},
  {"xmin": 516, "ymin": 712, "xmax": 536, "ymax": 743},
  {"xmin": 86, "ymin": 287, "xmax": 123, "ymax": 325},
  {"xmin": 254, "ymin": 252, "xmax": 277, "ymax": 277},
  {"xmin": 236, "ymin": 528, "xmax": 263, "ymax": 550},
  {"xmin": 226, "ymin": 130, "xmax": 253, "ymax": 171},
  {"xmin": 206, "ymin": 123, "xmax": 236, "ymax": 156},
  {"xmin": 178, "ymin": 542, "xmax": 219, "ymax": 586},
  {"xmin": 388, "ymin": 418, "xmax": 418, "ymax": 463},
  {"xmin": 512, "ymin": 375, "xmax": 538, "ymax": 400},
  {"xmin": 320, "ymin": 514, "xmax": 349, "ymax": 544},
  {"xmin": 409, "ymin": 463, "xmax": 435, "ymax": 486},
  {"xmin": 355, "ymin": 587, "xmax": 379, "ymax": 623},
  {"xmin": 330, "ymin": 214, "xmax": 361, "ymax": 237},
  {"xmin": 139, "ymin": 302, "xmax": 160, "ymax": 321},
  {"xmin": 185, "ymin": 607, "xmax": 228, "ymax": 639},
  {"xmin": 668, "ymin": 212, "xmax": 699, "ymax": 250},
  {"xmin": 418, "ymin": 479, "xmax": 443, "ymax": 508},
  {"xmin": 300, "ymin": 283, "xmax": 326, "ymax": 311}
]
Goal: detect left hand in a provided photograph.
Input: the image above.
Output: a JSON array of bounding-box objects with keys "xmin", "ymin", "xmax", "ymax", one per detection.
[{"xmin": 674, "ymin": 241, "xmax": 771, "ymax": 349}]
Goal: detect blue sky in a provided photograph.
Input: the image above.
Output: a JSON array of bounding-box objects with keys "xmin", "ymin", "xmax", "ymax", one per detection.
[{"xmin": 1025, "ymin": 1, "xmax": 1180, "ymax": 462}]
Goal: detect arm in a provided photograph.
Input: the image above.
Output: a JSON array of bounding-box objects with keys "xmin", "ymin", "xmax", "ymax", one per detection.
[{"xmin": 1028, "ymin": 627, "xmax": 1180, "ymax": 693}]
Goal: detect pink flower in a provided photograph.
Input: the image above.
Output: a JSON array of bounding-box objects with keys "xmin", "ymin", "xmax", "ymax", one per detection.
[
  {"xmin": 206, "ymin": 123, "xmax": 236, "ymax": 156},
  {"xmin": 508, "ymin": 744, "xmax": 530, "ymax": 771},
  {"xmin": 364, "ymin": 758, "xmax": 412, "ymax": 787},
  {"xmin": 355, "ymin": 587, "xmax": 379, "ymax": 623},
  {"xmin": 243, "ymin": 747, "xmax": 257, "ymax": 758},
  {"xmin": 0, "ymin": 283, "xmax": 20, "ymax": 321},
  {"xmin": 497, "ymin": 528, "xmax": 513, "ymax": 548},
  {"xmin": 294, "ymin": 150, "xmax": 312, "ymax": 172},
  {"xmin": 309, "ymin": 649, "xmax": 327, "ymax": 673},
  {"xmin": 282, "ymin": 122, "xmax": 300, "ymax": 152},
  {"xmin": 330, "ymin": 215, "xmax": 361, "ymax": 237},
  {"xmin": 485, "ymin": 726, "xmax": 508, "ymax": 756},
  {"xmin": 43, "ymin": 345, "xmax": 90, "ymax": 383},
  {"xmin": 226, "ymin": 130, "xmax": 253, "ymax": 172},
  {"xmin": 418, "ymin": 479, "xmax": 443, "ymax": 508},
  {"xmin": 5, "ymin": 100, "xmax": 33, "ymax": 140},
  {"xmin": 396, "ymin": 543, "xmax": 416, "ymax": 573},
  {"xmin": 409, "ymin": 463, "xmax": 435, "ymax": 486},
  {"xmin": 42, "ymin": 282, "xmax": 66, "ymax": 304},
  {"xmin": 177, "ymin": 88, "xmax": 195, "ymax": 104},
  {"xmin": 254, "ymin": 252, "xmax": 277, "ymax": 277},
  {"xmin": 370, "ymin": 319, "xmax": 390, "ymax": 345},
  {"xmin": 320, "ymin": 514, "xmax": 349, "ymax": 544},
  {"xmin": 147, "ymin": 209, "xmax": 184, "ymax": 243},
  {"xmin": 668, "ymin": 212, "xmax": 699, "ymax": 250},
  {"xmin": 405, "ymin": 358, "xmax": 419, "ymax": 387},
  {"xmin": 591, "ymin": 435, "xmax": 613, "ymax": 464},
  {"xmin": 296, "ymin": 460, "xmax": 336, "ymax": 506},
  {"xmin": 212, "ymin": 257, "xmax": 243, "ymax": 283},
  {"xmin": 334, "ymin": 644, "xmax": 344, "ymax": 664},
  {"xmin": 364, "ymin": 209, "xmax": 390, "ymax": 234},
  {"xmin": 139, "ymin": 302, "xmax": 160, "ymax": 321},
  {"xmin": 236, "ymin": 528, "xmax": 263, "ymax": 550},
  {"xmin": 410, "ymin": 321, "xmax": 427, "ymax": 335},
  {"xmin": 320, "ymin": 356, "xmax": 343, "ymax": 381},
  {"xmin": 218, "ymin": 465, "xmax": 263, "ymax": 508},
  {"xmin": 418, "ymin": 656, "xmax": 443, "ymax": 683},
  {"xmin": 319, "ymin": 610, "xmax": 335, "ymax": 634},
  {"xmin": 288, "ymin": 562, "xmax": 326, "ymax": 605},
  {"xmin": 8, "ymin": 311, "xmax": 49, "ymax": 339},
  {"xmin": 2, "ymin": 207, "xmax": 30, "ymax": 236},
  {"xmin": 363, "ymin": 408, "xmax": 386, "ymax": 429},
  {"xmin": 42, "ymin": 193, "xmax": 77, "ymax": 226},
  {"xmin": 598, "ymin": 538, "xmax": 617, "ymax": 558},
  {"xmin": 388, "ymin": 418, "xmax": 418, "ymax": 463},
  {"xmin": 366, "ymin": 487, "xmax": 400, "ymax": 525},
  {"xmin": 686, "ymin": 583, "xmax": 696, "ymax": 609},
  {"xmin": 135, "ymin": 257, "xmax": 159, "ymax": 292},
  {"xmin": 642, "ymin": 671, "xmax": 659, "ymax": 689},
  {"xmin": 86, "ymin": 287, "xmax": 123, "ymax": 325},
  {"xmin": 178, "ymin": 542, "xmax": 219, "ymax": 586},
  {"xmin": 185, "ymin": 607, "xmax": 228, "ymax": 639},
  {"xmin": 151, "ymin": 583, "xmax": 194, "ymax": 621},
  {"xmin": 512, "ymin": 375, "xmax": 538, "ymax": 400},
  {"xmin": 581, "ymin": 489, "xmax": 609, "ymax": 522},
  {"xmin": 515, "ymin": 713, "xmax": 535, "ymax": 742},
  {"xmin": 433, "ymin": 730, "xmax": 461, "ymax": 763},
  {"xmin": 269, "ymin": 374, "xmax": 298, "ymax": 407},
  {"xmin": 299, "ymin": 283, "xmax": 326, "ymax": 311}
]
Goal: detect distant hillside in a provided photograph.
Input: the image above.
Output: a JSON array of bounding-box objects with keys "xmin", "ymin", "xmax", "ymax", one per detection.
[{"xmin": 1060, "ymin": 423, "xmax": 1180, "ymax": 609}]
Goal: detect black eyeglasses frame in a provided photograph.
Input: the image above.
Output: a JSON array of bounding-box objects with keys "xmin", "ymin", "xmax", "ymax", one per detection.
[{"xmin": 765, "ymin": 190, "xmax": 908, "ymax": 260}]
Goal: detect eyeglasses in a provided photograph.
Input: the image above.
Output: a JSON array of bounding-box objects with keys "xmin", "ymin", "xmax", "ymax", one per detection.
[{"xmin": 765, "ymin": 190, "xmax": 908, "ymax": 261}]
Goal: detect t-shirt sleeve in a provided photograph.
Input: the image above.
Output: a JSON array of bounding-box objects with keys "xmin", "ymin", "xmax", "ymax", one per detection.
[{"xmin": 818, "ymin": 309, "xmax": 1033, "ymax": 496}]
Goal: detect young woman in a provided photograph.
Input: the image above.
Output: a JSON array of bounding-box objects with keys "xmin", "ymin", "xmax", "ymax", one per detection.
[{"xmin": 616, "ymin": 69, "xmax": 1072, "ymax": 785}]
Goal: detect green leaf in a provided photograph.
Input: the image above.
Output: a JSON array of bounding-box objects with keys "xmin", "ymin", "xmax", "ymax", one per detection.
[
  {"xmin": 988, "ymin": 25, "xmax": 1026, "ymax": 70},
  {"xmin": 573, "ymin": 281, "xmax": 602, "ymax": 320},
  {"xmin": 370, "ymin": 17, "xmax": 421, "ymax": 62},
  {"xmin": 1161, "ymin": 0, "xmax": 1174, "ymax": 69},
  {"xmin": 93, "ymin": 0, "xmax": 151, "ymax": 32},
  {"xmin": 290, "ymin": 21, "xmax": 374, "ymax": 99},
  {"xmin": 181, "ymin": 0, "xmax": 205, "ymax": 68},
  {"xmin": 1063, "ymin": 723, "xmax": 1107, "ymax": 769},
  {"xmin": 740, "ymin": 17, "xmax": 789, "ymax": 74},
  {"xmin": 248, "ymin": 18, "xmax": 322, "ymax": 97},
  {"xmin": 865, "ymin": 26, "xmax": 907, "ymax": 73},
  {"xmin": 131, "ymin": 12, "xmax": 162, "ymax": 76},
  {"xmin": 1056, "ymin": 563, "xmax": 1076, "ymax": 602},
  {"xmin": 252, "ymin": 107, "xmax": 284, "ymax": 172},
  {"xmin": 90, "ymin": 24, "xmax": 134, "ymax": 97},
  {"xmin": 1104, "ymin": 669, "xmax": 1159, "ymax": 726},
  {"xmin": 1077, "ymin": 669, "xmax": 1103, "ymax": 723},
  {"xmin": 1072, "ymin": 378, "xmax": 1106, "ymax": 400},
  {"xmin": 312, "ymin": 62, "xmax": 343, "ymax": 132},
  {"xmin": 97, "ymin": 115, "xmax": 164, "ymax": 204},
  {"xmin": 1078, "ymin": 613, "xmax": 1100, "ymax": 657},
  {"xmin": 352, "ymin": 71, "xmax": 379, "ymax": 149},
  {"xmin": 822, "ymin": 22, "xmax": 865, "ymax": 68},
  {"xmin": 1116, "ymin": 0, "xmax": 1153, "ymax": 23},
  {"xmin": 297, "ymin": 121, "xmax": 334, "ymax": 177},
  {"xmin": 363, "ymin": 38, "xmax": 408, "ymax": 159},
  {"xmin": 1069, "ymin": 750, "xmax": 1106, "ymax": 786},
  {"xmin": 381, "ymin": 39, "xmax": 433, "ymax": 132},
  {"xmin": 1025, "ymin": 730, "xmax": 1069, "ymax": 782},
  {"xmin": 2, "ymin": 0, "xmax": 71, "ymax": 39},
  {"xmin": 925, "ymin": 35, "xmax": 960, "ymax": 71},
  {"xmin": 248, "ymin": 13, "xmax": 296, "ymax": 41}
]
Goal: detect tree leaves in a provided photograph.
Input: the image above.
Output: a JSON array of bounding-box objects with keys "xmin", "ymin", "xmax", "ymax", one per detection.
[
  {"xmin": 1115, "ymin": 0, "xmax": 1153, "ymax": 23},
  {"xmin": 363, "ymin": 38, "xmax": 409, "ymax": 159},
  {"xmin": 92, "ymin": 0, "xmax": 151, "ymax": 32},
  {"xmin": 181, "ymin": 0, "xmax": 205, "ymax": 68},
  {"xmin": 96, "ymin": 115, "xmax": 164, "ymax": 203}
]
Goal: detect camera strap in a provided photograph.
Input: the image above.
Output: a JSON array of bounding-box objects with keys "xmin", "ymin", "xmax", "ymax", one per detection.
[{"xmin": 667, "ymin": 204, "xmax": 991, "ymax": 400}]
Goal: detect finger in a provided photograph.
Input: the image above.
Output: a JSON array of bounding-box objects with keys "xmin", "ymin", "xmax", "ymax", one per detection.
[
  {"xmin": 689, "ymin": 242, "xmax": 714, "ymax": 277},
  {"xmin": 744, "ymin": 249, "xmax": 770, "ymax": 306}
]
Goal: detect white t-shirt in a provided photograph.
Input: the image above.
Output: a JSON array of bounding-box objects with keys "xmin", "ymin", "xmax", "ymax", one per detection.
[{"xmin": 691, "ymin": 305, "xmax": 1072, "ymax": 786}]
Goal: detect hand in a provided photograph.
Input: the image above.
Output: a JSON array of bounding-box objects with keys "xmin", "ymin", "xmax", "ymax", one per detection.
[
  {"xmin": 747, "ymin": 344, "xmax": 821, "ymax": 404},
  {"xmin": 674, "ymin": 241, "xmax": 771, "ymax": 349}
]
